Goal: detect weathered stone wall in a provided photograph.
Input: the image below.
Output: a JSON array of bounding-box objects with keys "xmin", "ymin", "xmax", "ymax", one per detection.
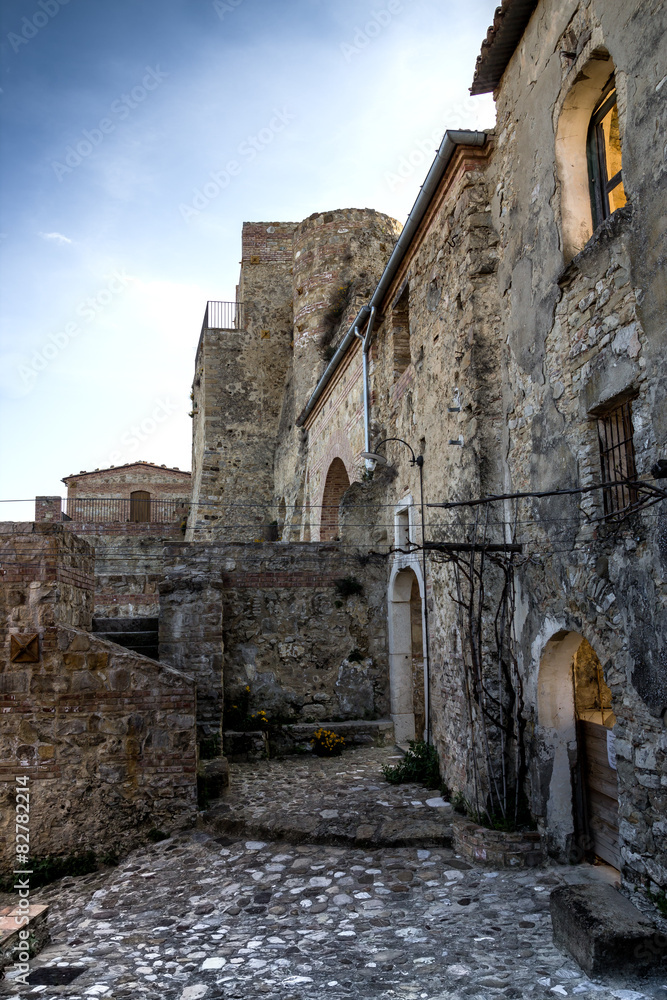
[
  {"xmin": 274, "ymin": 209, "xmax": 401, "ymax": 543},
  {"xmin": 88, "ymin": 536, "xmax": 166, "ymax": 618},
  {"xmin": 0, "ymin": 525, "xmax": 197, "ymax": 869},
  {"xmin": 218, "ymin": 542, "xmax": 388, "ymax": 724},
  {"xmin": 304, "ymin": 144, "xmax": 501, "ymax": 780},
  {"xmin": 188, "ymin": 223, "xmax": 297, "ymax": 540},
  {"xmin": 488, "ymin": 0, "xmax": 667, "ymax": 890},
  {"xmin": 158, "ymin": 543, "xmax": 225, "ymax": 740},
  {"xmin": 0, "ymin": 624, "xmax": 197, "ymax": 871},
  {"xmin": 0, "ymin": 523, "xmax": 95, "ymax": 634},
  {"xmin": 153, "ymin": 541, "xmax": 389, "ymax": 726}
]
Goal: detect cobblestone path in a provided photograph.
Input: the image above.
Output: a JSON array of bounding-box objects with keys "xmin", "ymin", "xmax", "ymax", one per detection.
[
  {"xmin": 202, "ymin": 747, "xmax": 453, "ymax": 846},
  {"xmin": 2, "ymin": 749, "xmax": 665, "ymax": 999}
]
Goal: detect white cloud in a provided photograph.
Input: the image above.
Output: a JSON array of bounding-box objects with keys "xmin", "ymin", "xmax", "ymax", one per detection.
[{"xmin": 38, "ymin": 231, "xmax": 73, "ymax": 245}]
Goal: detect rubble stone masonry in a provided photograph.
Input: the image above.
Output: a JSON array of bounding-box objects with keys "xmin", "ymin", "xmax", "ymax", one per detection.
[{"xmin": 0, "ymin": 525, "xmax": 197, "ymax": 869}]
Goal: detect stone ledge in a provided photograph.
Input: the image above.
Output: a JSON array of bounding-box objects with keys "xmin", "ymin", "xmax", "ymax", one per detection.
[
  {"xmin": 0, "ymin": 903, "xmax": 49, "ymax": 974},
  {"xmin": 452, "ymin": 815, "xmax": 545, "ymax": 868},
  {"xmin": 270, "ymin": 719, "xmax": 395, "ymax": 756},
  {"xmin": 550, "ymin": 882, "xmax": 667, "ymax": 975}
]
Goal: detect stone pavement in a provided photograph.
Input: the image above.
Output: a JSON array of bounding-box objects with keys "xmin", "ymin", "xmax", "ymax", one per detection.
[
  {"xmin": 2, "ymin": 747, "xmax": 666, "ymax": 999},
  {"xmin": 201, "ymin": 747, "xmax": 453, "ymax": 847}
]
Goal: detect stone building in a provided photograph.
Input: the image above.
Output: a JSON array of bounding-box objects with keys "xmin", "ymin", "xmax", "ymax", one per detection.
[
  {"xmin": 184, "ymin": 0, "xmax": 667, "ymax": 898},
  {"xmin": 63, "ymin": 461, "xmax": 190, "ymax": 523},
  {"xmin": 1, "ymin": 0, "xmax": 665, "ymax": 904}
]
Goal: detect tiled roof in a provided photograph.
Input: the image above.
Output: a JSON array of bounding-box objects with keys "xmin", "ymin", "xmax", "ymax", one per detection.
[{"xmin": 470, "ymin": 0, "xmax": 539, "ymax": 95}]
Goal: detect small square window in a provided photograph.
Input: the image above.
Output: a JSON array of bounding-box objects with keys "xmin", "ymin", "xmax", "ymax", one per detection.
[{"xmin": 596, "ymin": 396, "xmax": 637, "ymax": 516}]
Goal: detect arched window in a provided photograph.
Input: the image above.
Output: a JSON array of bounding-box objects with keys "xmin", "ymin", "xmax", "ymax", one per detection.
[
  {"xmin": 555, "ymin": 53, "xmax": 627, "ymax": 261},
  {"xmin": 587, "ymin": 78, "xmax": 627, "ymax": 229},
  {"xmin": 130, "ymin": 490, "xmax": 151, "ymax": 522},
  {"xmin": 320, "ymin": 458, "xmax": 350, "ymax": 541}
]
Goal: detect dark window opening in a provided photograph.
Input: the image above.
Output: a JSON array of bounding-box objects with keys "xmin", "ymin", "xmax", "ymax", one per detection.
[
  {"xmin": 392, "ymin": 285, "xmax": 411, "ymax": 380},
  {"xmin": 587, "ymin": 78, "xmax": 627, "ymax": 230},
  {"xmin": 597, "ymin": 397, "xmax": 637, "ymax": 516}
]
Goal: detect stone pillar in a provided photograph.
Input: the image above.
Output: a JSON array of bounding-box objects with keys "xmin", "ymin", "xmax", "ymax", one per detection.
[{"xmin": 34, "ymin": 496, "xmax": 62, "ymax": 522}]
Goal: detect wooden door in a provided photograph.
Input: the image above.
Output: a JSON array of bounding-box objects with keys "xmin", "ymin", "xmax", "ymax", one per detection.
[
  {"xmin": 579, "ymin": 720, "xmax": 620, "ymax": 868},
  {"xmin": 130, "ymin": 490, "xmax": 151, "ymax": 522}
]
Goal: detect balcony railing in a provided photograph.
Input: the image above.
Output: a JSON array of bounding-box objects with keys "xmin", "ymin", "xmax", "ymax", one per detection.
[
  {"xmin": 203, "ymin": 300, "xmax": 245, "ymax": 331},
  {"xmin": 64, "ymin": 498, "xmax": 189, "ymax": 524}
]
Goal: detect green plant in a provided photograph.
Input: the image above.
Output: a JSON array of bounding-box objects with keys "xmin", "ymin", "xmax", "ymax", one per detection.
[
  {"xmin": 99, "ymin": 848, "xmax": 120, "ymax": 866},
  {"xmin": 382, "ymin": 740, "xmax": 441, "ymax": 789},
  {"xmin": 647, "ymin": 886, "xmax": 667, "ymax": 917},
  {"xmin": 334, "ymin": 576, "xmax": 364, "ymax": 598},
  {"xmin": 311, "ymin": 728, "xmax": 345, "ymax": 757},
  {"xmin": 199, "ymin": 733, "xmax": 222, "ymax": 760},
  {"xmin": 451, "ymin": 790, "xmax": 469, "ymax": 815},
  {"xmin": 0, "ymin": 851, "xmax": 99, "ymax": 892}
]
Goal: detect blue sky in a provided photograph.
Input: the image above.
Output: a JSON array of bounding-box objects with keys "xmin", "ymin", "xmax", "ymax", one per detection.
[{"xmin": 0, "ymin": 0, "xmax": 495, "ymax": 519}]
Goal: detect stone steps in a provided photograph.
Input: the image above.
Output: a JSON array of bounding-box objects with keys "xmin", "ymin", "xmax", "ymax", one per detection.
[
  {"xmin": 203, "ymin": 810, "xmax": 454, "ymax": 850},
  {"xmin": 200, "ymin": 745, "xmax": 454, "ymax": 849}
]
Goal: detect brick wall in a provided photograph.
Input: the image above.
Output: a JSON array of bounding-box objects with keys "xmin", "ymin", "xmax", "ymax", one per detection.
[
  {"xmin": 0, "ymin": 624, "xmax": 197, "ymax": 871},
  {"xmin": 241, "ymin": 222, "xmax": 296, "ymax": 264},
  {"xmin": 34, "ymin": 497, "xmax": 63, "ymax": 523},
  {"xmin": 320, "ymin": 457, "xmax": 351, "ymax": 541},
  {"xmin": 0, "ymin": 525, "xmax": 197, "ymax": 869},
  {"xmin": 0, "ymin": 523, "xmax": 94, "ymax": 634}
]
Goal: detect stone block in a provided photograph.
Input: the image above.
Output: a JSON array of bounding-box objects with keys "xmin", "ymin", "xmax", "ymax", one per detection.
[
  {"xmin": 223, "ymin": 730, "xmax": 268, "ymax": 762},
  {"xmin": 201, "ymin": 756, "xmax": 230, "ymax": 800},
  {"xmin": 550, "ymin": 883, "xmax": 667, "ymax": 975}
]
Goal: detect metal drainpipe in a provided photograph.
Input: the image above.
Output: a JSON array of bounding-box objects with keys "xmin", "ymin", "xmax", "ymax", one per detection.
[{"xmin": 355, "ymin": 306, "xmax": 377, "ymax": 461}]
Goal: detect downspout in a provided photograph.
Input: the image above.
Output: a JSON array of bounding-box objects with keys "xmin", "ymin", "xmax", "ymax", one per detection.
[
  {"xmin": 297, "ymin": 130, "xmax": 487, "ymax": 428},
  {"xmin": 354, "ymin": 306, "xmax": 376, "ymax": 462}
]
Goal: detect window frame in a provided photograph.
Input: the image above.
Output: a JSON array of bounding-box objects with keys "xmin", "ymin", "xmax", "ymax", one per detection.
[
  {"xmin": 587, "ymin": 77, "xmax": 625, "ymax": 230},
  {"xmin": 595, "ymin": 395, "xmax": 638, "ymax": 518}
]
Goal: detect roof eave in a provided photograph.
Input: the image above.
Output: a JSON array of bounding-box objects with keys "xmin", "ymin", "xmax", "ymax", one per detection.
[{"xmin": 470, "ymin": 0, "xmax": 539, "ymax": 96}]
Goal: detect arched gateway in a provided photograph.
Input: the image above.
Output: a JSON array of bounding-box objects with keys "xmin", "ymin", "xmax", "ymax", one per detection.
[
  {"xmin": 537, "ymin": 630, "xmax": 619, "ymax": 867},
  {"xmin": 320, "ymin": 458, "xmax": 350, "ymax": 541},
  {"xmin": 388, "ymin": 566, "xmax": 426, "ymax": 745}
]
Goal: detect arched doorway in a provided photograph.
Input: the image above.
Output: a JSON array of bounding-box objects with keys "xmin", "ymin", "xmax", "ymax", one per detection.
[
  {"xmin": 537, "ymin": 630, "xmax": 619, "ymax": 867},
  {"xmin": 320, "ymin": 458, "xmax": 350, "ymax": 541},
  {"xmin": 388, "ymin": 566, "xmax": 426, "ymax": 745},
  {"xmin": 130, "ymin": 490, "xmax": 151, "ymax": 522}
]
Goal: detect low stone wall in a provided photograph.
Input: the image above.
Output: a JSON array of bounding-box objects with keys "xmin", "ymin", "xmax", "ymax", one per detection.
[
  {"xmin": 0, "ymin": 625, "xmax": 197, "ymax": 872},
  {"xmin": 453, "ymin": 817, "xmax": 545, "ymax": 868}
]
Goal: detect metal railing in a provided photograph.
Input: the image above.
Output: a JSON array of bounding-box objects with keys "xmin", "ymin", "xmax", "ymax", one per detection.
[
  {"xmin": 64, "ymin": 498, "xmax": 189, "ymax": 524},
  {"xmin": 203, "ymin": 300, "xmax": 245, "ymax": 331}
]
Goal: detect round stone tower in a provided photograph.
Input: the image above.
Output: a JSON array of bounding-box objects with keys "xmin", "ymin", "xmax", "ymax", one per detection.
[{"xmin": 292, "ymin": 207, "xmax": 401, "ymax": 405}]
